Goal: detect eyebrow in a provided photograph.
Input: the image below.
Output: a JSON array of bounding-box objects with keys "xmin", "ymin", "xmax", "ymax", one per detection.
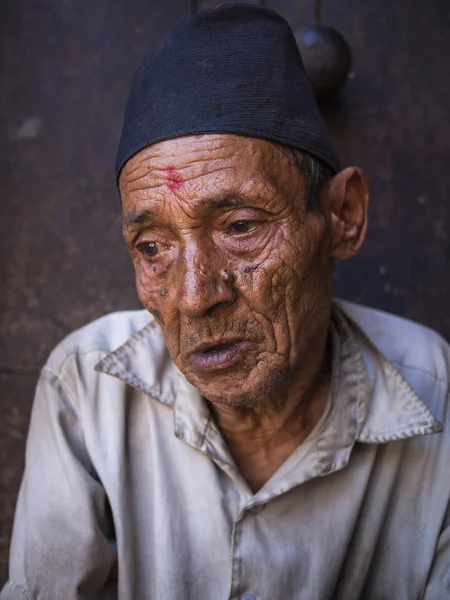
[
  {"xmin": 122, "ymin": 209, "xmax": 154, "ymax": 231},
  {"xmin": 210, "ymin": 194, "xmax": 246, "ymax": 209},
  {"xmin": 122, "ymin": 194, "xmax": 250, "ymax": 232}
]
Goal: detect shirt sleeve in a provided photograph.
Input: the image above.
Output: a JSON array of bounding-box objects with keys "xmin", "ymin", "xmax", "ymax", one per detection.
[
  {"xmin": 0, "ymin": 365, "xmax": 117, "ymax": 600},
  {"xmin": 423, "ymin": 497, "xmax": 450, "ymax": 599}
]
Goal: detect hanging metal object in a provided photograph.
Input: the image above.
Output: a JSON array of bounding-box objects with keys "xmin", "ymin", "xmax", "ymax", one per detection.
[{"xmin": 294, "ymin": 0, "xmax": 352, "ymax": 101}]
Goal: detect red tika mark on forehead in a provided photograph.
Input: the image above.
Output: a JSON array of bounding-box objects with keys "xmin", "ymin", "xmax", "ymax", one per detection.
[{"xmin": 166, "ymin": 164, "xmax": 184, "ymax": 191}]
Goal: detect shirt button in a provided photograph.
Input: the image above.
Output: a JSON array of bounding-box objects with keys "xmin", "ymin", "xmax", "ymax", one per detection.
[
  {"xmin": 239, "ymin": 594, "xmax": 258, "ymax": 600},
  {"xmin": 249, "ymin": 504, "xmax": 264, "ymax": 515}
]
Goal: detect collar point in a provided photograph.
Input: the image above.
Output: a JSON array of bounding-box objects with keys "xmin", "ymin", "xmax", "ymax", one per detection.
[{"xmin": 357, "ymin": 418, "xmax": 443, "ymax": 444}]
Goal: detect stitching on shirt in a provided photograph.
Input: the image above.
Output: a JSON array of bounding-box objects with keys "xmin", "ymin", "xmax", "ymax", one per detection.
[
  {"xmin": 42, "ymin": 365, "xmax": 80, "ymax": 410},
  {"xmin": 364, "ymin": 421, "xmax": 443, "ymax": 439},
  {"xmin": 229, "ymin": 515, "xmax": 245, "ymax": 598},
  {"xmin": 357, "ymin": 421, "xmax": 443, "ymax": 444},
  {"xmin": 335, "ymin": 300, "xmax": 449, "ymax": 397},
  {"xmin": 333, "ymin": 304, "xmax": 443, "ymax": 443},
  {"xmin": 96, "ymin": 358, "xmax": 174, "ymax": 406},
  {"xmin": 390, "ymin": 361, "xmax": 450, "ymax": 387},
  {"xmin": 115, "ymin": 368, "xmax": 173, "ymax": 405},
  {"xmin": 92, "ymin": 320, "xmax": 178, "ymax": 405},
  {"xmin": 340, "ymin": 304, "xmax": 440, "ymax": 413},
  {"xmin": 56, "ymin": 347, "xmax": 112, "ymax": 378},
  {"xmin": 104, "ymin": 319, "xmax": 160, "ymax": 358},
  {"xmin": 55, "ymin": 316, "xmax": 157, "ymax": 377},
  {"xmin": 39, "ymin": 366, "xmax": 103, "ymax": 482},
  {"xmin": 43, "ymin": 317, "xmax": 171, "ymax": 406},
  {"xmin": 384, "ymin": 357, "xmax": 441, "ymax": 419}
]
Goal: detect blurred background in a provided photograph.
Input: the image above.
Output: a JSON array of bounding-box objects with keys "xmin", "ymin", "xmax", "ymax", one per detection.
[{"xmin": 0, "ymin": 0, "xmax": 449, "ymax": 582}]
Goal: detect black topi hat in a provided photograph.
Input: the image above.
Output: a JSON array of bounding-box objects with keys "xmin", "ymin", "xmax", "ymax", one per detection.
[{"xmin": 115, "ymin": 3, "xmax": 340, "ymax": 181}]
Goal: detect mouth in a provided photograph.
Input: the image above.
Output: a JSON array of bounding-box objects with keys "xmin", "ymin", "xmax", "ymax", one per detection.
[{"xmin": 189, "ymin": 339, "xmax": 249, "ymax": 372}]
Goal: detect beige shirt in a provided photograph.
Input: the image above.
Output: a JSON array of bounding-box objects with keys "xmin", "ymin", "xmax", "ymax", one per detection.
[{"xmin": 2, "ymin": 300, "xmax": 450, "ymax": 600}]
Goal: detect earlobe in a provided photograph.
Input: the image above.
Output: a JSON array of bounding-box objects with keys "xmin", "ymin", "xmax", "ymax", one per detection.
[{"xmin": 324, "ymin": 167, "xmax": 369, "ymax": 261}]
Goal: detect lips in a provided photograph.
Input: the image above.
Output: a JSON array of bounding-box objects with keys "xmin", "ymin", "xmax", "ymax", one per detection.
[{"xmin": 189, "ymin": 340, "xmax": 248, "ymax": 372}]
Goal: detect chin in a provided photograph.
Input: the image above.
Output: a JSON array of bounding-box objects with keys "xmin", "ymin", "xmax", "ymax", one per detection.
[{"xmin": 192, "ymin": 368, "xmax": 286, "ymax": 408}]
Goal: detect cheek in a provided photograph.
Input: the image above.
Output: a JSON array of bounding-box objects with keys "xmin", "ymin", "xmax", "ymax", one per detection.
[
  {"xmin": 238, "ymin": 227, "xmax": 329, "ymax": 340},
  {"xmin": 244, "ymin": 262, "xmax": 300, "ymax": 320},
  {"xmin": 134, "ymin": 260, "xmax": 173, "ymax": 318},
  {"xmin": 135, "ymin": 263, "xmax": 183, "ymax": 357},
  {"xmin": 240, "ymin": 230, "xmax": 306, "ymax": 315}
]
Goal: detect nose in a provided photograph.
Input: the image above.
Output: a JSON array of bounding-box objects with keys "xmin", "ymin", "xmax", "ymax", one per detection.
[{"xmin": 176, "ymin": 243, "xmax": 236, "ymax": 319}]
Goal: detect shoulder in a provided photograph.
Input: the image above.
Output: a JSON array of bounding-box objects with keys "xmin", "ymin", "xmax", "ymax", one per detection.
[
  {"xmin": 44, "ymin": 309, "xmax": 153, "ymax": 376},
  {"xmin": 334, "ymin": 298, "xmax": 450, "ymax": 386}
]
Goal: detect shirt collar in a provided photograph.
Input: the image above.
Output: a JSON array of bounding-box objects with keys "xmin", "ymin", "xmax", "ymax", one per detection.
[
  {"xmin": 95, "ymin": 303, "xmax": 442, "ymax": 460},
  {"xmin": 332, "ymin": 304, "xmax": 443, "ymax": 443}
]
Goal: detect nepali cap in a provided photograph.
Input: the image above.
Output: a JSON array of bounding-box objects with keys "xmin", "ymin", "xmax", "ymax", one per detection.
[{"xmin": 115, "ymin": 3, "xmax": 340, "ymax": 181}]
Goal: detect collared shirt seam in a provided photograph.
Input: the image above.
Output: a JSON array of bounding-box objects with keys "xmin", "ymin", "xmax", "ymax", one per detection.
[
  {"xmin": 357, "ymin": 414, "xmax": 443, "ymax": 443},
  {"xmin": 334, "ymin": 305, "xmax": 442, "ymax": 446},
  {"xmin": 55, "ymin": 347, "xmax": 112, "ymax": 376},
  {"xmin": 366, "ymin": 422, "xmax": 442, "ymax": 439},
  {"xmin": 93, "ymin": 320, "xmax": 176, "ymax": 405},
  {"xmin": 390, "ymin": 361, "xmax": 450, "ymax": 387},
  {"xmin": 380, "ymin": 355, "xmax": 441, "ymax": 419},
  {"xmin": 97, "ymin": 319, "xmax": 159, "ymax": 365},
  {"xmin": 42, "ymin": 364, "xmax": 81, "ymax": 410},
  {"xmin": 51, "ymin": 346, "xmax": 172, "ymax": 407},
  {"xmin": 97, "ymin": 361, "xmax": 174, "ymax": 406},
  {"xmin": 229, "ymin": 516, "xmax": 244, "ymax": 599},
  {"xmin": 357, "ymin": 421, "xmax": 443, "ymax": 444},
  {"xmin": 40, "ymin": 364, "xmax": 103, "ymax": 480},
  {"xmin": 335, "ymin": 302, "xmax": 446, "ymax": 423}
]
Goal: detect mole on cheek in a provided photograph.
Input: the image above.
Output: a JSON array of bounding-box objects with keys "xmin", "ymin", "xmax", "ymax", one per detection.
[
  {"xmin": 166, "ymin": 164, "xmax": 184, "ymax": 191},
  {"xmin": 160, "ymin": 287, "xmax": 169, "ymax": 297},
  {"xmin": 244, "ymin": 264, "xmax": 259, "ymax": 273}
]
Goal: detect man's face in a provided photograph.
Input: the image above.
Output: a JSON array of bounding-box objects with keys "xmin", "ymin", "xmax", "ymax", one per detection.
[{"xmin": 120, "ymin": 134, "xmax": 333, "ymax": 406}]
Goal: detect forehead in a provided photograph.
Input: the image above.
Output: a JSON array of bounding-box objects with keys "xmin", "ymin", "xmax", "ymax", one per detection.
[
  {"xmin": 122, "ymin": 132, "xmax": 277, "ymax": 168},
  {"xmin": 119, "ymin": 134, "xmax": 290, "ymax": 199},
  {"xmin": 118, "ymin": 135, "xmax": 309, "ymax": 231}
]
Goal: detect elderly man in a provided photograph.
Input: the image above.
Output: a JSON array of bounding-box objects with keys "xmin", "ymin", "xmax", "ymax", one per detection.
[{"xmin": 2, "ymin": 4, "xmax": 450, "ymax": 600}]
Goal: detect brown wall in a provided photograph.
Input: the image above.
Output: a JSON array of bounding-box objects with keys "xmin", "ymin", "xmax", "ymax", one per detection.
[{"xmin": 0, "ymin": 0, "xmax": 449, "ymax": 582}]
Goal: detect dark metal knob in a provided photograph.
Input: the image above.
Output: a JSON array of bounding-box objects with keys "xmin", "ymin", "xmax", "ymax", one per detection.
[{"xmin": 295, "ymin": 25, "xmax": 352, "ymax": 101}]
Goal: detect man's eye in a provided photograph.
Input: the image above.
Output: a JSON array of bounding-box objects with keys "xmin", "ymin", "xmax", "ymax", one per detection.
[
  {"xmin": 137, "ymin": 241, "xmax": 159, "ymax": 257},
  {"xmin": 228, "ymin": 221, "xmax": 255, "ymax": 234}
]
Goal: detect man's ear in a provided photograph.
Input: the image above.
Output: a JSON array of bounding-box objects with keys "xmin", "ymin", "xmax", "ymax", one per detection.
[{"xmin": 322, "ymin": 167, "xmax": 369, "ymax": 260}]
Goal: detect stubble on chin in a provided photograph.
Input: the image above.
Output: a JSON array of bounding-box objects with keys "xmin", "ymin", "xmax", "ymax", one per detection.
[{"xmin": 201, "ymin": 367, "xmax": 287, "ymax": 409}]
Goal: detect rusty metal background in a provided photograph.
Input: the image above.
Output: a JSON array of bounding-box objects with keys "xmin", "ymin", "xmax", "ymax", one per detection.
[{"xmin": 0, "ymin": 0, "xmax": 449, "ymax": 582}]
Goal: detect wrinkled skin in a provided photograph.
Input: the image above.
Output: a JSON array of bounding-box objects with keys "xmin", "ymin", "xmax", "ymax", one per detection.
[{"xmin": 120, "ymin": 134, "xmax": 369, "ymax": 490}]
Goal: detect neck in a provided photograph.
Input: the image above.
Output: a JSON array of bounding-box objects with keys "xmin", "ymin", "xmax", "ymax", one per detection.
[{"xmin": 210, "ymin": 319, "xmax": 332, "ymax": 492}]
